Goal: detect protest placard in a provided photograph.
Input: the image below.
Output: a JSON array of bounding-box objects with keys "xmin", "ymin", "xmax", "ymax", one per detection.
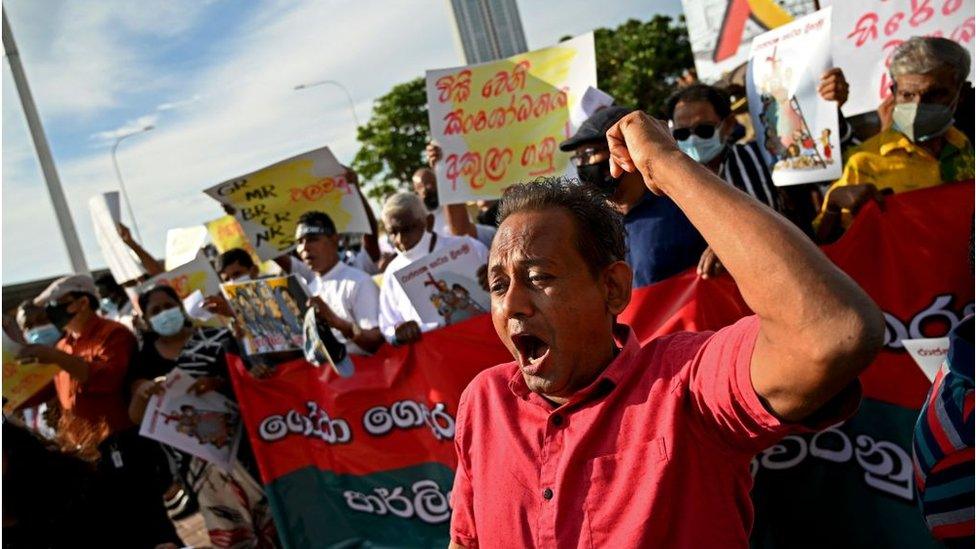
[
  {"xmin": 165, "ymin": 225, "xmax": 209, "ymax": 271},
  {"xmin": 140, "ymin": 367, "xmax": 242, "ymax": 470},
  {"xmin": 680, "ymin": 0, "xmax": 815, "ymax": 82},
  {"xmin": 746, "ymin": 7, "xmax": 842, "ymax": 186},
  {"xmin": 1, "ymin": 331, "xmax": 58, "ymax": 412},
  {"xmin": 829, "ymin": 0, "xmax": 975, "ymax": 116},
  {"xmin": 206, "ymin": 215, "xmax": 253, "ymax": 254},
  {"xmin": 203, "ymin": 147, "xmax": 370, "ymax": 261},
  {"xmin": 221, "ymin": 275, "xmax": 308, "ymax": 355},
  {"xmin": 139, "ymin": 252, "xmax": 221, "ymax": 303},
  {"xmin": 392, "ymin": 240, "xmax": 489, "ymax": 330},
  {"xmin": 425, "ymin": 32, "xmax": 596, "ymax": 205},
  {"xmin": 89, "ymin": 191, "xmax": 145, "ymax": 284}
]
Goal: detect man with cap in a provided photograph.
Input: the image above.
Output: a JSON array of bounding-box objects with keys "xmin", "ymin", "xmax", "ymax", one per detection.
[
  {"xmin": 295, "ymin": 210, "xmax": 384, "ymax": 355},
  {"xmin": 560, "ymin": 106, "xmax": 706, "ymax": 286},
  {"xmin": 18, "ymin": 274, "xmax": 182, "ymax": 547}
]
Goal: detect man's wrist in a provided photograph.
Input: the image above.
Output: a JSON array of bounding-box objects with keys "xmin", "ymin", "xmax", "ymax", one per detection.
[{"xmin": 651, "ymin": 149, "xmax": 702, "ymax": 196}]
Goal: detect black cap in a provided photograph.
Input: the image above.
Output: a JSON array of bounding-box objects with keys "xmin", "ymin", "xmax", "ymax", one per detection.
[{"xmin": 559, "ymin": 106, "xmax": 635, "ymax": 152}]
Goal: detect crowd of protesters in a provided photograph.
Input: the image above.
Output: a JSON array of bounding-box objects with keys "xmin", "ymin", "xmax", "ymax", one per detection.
[{"xmin": 2, "ymin": 35, "xmax": 973, "ymax": 548}]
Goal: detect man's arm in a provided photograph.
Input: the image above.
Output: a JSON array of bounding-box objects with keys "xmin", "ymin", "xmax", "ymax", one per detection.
[
  {"xmin": 346, "ymin": 168, "xmax": 381, "ymax": 263},
  {"xmin": 607, "ymin": 112, "xmax": 884, "ymax": 422},
  {"xmin": 18, "ymin": 345, "xmax": 91, "ymax": 382},
  {"xmin": 118, "ymin": 223, "xmax": 164, "ymax": 276}
]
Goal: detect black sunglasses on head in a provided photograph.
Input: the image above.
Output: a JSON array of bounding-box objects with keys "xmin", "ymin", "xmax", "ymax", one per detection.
[{"xmin": 671, "ymin": 124, "xmax": 717, "ymax": 141}]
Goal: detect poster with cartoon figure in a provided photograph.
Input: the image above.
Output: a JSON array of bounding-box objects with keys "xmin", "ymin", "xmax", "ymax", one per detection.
[
  {"xmin": 746, "ymin": 7, "xmax": 841, "ymax": 186},
  {"xmin": 393, "ymin": 241, "xmax": 489, "ymax": 330},
  {"xmin": 140, "ymin": 368, "xmax": 241, "ymax": 470},
  {"xmin": 220, "ymin": 275, "xmax": 308, "ymax": 355}
]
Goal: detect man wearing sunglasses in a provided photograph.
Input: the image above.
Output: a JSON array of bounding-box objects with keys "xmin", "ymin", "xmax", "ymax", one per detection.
[{"xmin": 560, "ymin": 106, "xmax": 707, "ymax": 287}]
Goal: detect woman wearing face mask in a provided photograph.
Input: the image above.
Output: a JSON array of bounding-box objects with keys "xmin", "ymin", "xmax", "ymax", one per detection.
[
  {"xmin": 16, "ymin": 301, "xmax": 62, "ymax": 346},
  {"xmin": 128, "ymin": 285, "xmax": 279, "ymax": 548}
]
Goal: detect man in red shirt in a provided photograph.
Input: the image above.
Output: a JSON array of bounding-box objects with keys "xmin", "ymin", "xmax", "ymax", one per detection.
[{"xmin": 450, "ymin": 112, "xmax": 884, "ymax": 547}]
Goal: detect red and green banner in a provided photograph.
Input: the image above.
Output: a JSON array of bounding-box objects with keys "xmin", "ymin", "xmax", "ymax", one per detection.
[{"xmin": 228, "ymin": 181, "xmax": 973, "ymax": 548}]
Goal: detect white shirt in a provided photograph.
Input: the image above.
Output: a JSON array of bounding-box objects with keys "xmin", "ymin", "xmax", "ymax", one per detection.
[
  {"xmin": 379, "ymin": 231, "xmax": 489, "ymax": 343},
  {"xmin": 306, "ymin": 261, "xmax": 381, "ymax": 355},
  {"xmin": 432, "ymin": 208, "xmax": 496, "ymax": 250}
]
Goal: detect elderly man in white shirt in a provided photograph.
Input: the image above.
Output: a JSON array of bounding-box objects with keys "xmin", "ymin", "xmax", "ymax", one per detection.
[
  {"xmin": 379, "ymin": 192, "xmax": 488, "ymax": 345},
  {"xmin": 295, "ymin": 211, "xmax": 384, "ymax": 355}
]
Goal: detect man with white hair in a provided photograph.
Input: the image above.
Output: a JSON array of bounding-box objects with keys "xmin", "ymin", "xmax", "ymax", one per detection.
[
  {"xmin": 378, "ymin": 191, "xmax": 488, "ymax": 344},
  {"xmin": 816, "ymin": 36, "xmax": 974, "ymax": 241}
]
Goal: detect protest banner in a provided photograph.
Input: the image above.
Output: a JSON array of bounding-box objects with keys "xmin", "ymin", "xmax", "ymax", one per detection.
[
  {"xmin": 392, "ymin": 240, "xmax": 489, "ymax": 330},
  {"xmin": 230, "ymin": 180, "xmax": 972, "ymax": 547},
  {"xmin": 1, "ymin": 331, "xmax": 57, "ymax": 412},
  {"xmin": 139, "ymin": 252, "xmax": 221, "ymax": 303},
  {"xmin": 203, "ymin": 147, "xmax": 370, "ymax": 261},
  {"xmin": 140, "ymin": 367, "xmax": 242, "ymax": 471},
  {"xmin": 165, "ymin": 225, "xmax": 209, "ymax": 271},
  {"xmin": 680, "ymin": 0, "xmax": 816, "ymax": 82},
  {"xmin": 425, "ymin": 33, "xmax": 596, "ymax": 205},
  {"xmin": 221, "ymin": 275, "xmax": 308, "ymax": 355},
  {"xmin": 206, "ymin": 215, "xmax": 253, "ymax": 254},
  {"xmin": 89, "ymin": 191, "xmax": 145, "ymax": 284},
  {"xmin": 746, "ymin": 8, "xmax": 842, "ymax": 186},
  {"xmin": 829, "ymin": 0, "xmax": 976, "ymax": 116}
]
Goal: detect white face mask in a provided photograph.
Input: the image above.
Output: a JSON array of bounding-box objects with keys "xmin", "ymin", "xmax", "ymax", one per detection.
[
  {"xmin": 891, "ymin": 102, "xmax": 955, "ymax": 143},
  {"xmin": 401, "ymin": 231, "xmax": 433, "ymax": 261}
]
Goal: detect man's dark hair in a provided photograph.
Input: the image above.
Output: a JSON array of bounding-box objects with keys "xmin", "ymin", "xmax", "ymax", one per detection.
[
  {"xmin": 497, "ymin": 178, "xmax": 627, "ymax": 276},
  {"xmin": 217, "ymin": 248, "xmax": 255, "ymax": 273},
  {"xmin": 664, "ymin": 84, "xmax": 732, "ymax": 121},
  {"xmin": 297, "ymin": 211, "xmax": 337, "ymax": 236}
]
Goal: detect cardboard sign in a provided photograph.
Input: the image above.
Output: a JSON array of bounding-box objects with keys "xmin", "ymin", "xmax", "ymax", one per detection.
[
  {"xmin": 220, "ymin": 275, "xmax": 309, "ymax": 355},
  {"xmin": 746, "ymin": 7, "xmax": 842, "ymax": 186},
  {"xmin": 901, "ymin": 337, "xmax": 951, "ymax": 382},
  {"xmin": 426, "ymin": 33, "xmax": 596, "ymax": 204},
  {"xmin": 203, "ymin": 147, "xmax": 370, "ymax": 261},
  {"xmin": 2, "ymin": 332, "xmax": 57, "ymax": 412},
  {"xmin": 139, "ymin": 252, "xmax": 221, "ymax": 303},
  {"xmin": 165, "ymin": 225, "xmax": 209, "ymax": 271},
  {"xmin": 830, "ymin": 0, "xmax": 976, "ymax": 116},
  {"xmin": 392, "ymin": 241, "xmax": 489, "ymax": 330},
  {"xmin": 140, "ymin": 367, "xmax": 242, "ymax": 470},
  {"xmin": 89, "ymin": 191, "xmax": 145, "ymax": 284},
  {"xmin": 680, "ymin": 0, "xmax": 815, "ymax": 82}
]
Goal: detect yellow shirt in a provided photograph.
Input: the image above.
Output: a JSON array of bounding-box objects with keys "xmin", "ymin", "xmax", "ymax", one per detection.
[{"xmin": 817, "ymin": 127, "xmax": 974, "ymax": 228}]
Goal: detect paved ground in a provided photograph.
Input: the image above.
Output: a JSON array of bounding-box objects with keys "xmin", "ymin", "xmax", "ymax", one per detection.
[{"xmin": 174, "ymin": 512, "xmax": 211, "ymax": 548}]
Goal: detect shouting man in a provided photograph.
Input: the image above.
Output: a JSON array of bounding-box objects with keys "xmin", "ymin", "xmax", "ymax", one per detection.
[{"xmin": 449, "ymin": 112, "xmax": 883, "ymax": 547}]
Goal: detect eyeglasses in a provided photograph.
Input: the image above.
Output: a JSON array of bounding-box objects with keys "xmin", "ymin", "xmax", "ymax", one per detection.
[
  {"xmin": 570, "ymin": 146, "xmax": 609, "ymax": 167},
  {"xmin": 671, "ymin": 124, "xmax": 717, "ymax": 141}
]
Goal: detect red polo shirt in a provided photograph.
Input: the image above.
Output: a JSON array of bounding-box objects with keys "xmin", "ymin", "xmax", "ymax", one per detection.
[
  {"xmin": 450, "ymin": 316, "xmax": 857, "ymax": 547},
  {"xmin": 55, "ymin": 314, "xmax": 135, "ymax": 435}
]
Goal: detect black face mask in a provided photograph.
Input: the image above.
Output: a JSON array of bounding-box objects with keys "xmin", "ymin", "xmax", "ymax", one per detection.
[
  {"xmin": 422, "ymin": 191, "xmax": 439, "ymax": 211},
  {"xmin": 44, "ymin": 300, "xmax": 76, "ymax": 331},
  {"xmin": 576, "ymin": 160, "xmax": 621, "ymax": 195}
]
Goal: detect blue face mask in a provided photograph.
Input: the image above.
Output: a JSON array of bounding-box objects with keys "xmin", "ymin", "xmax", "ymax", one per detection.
[
  {"xmin": 100, "ymin": 297, "xmax": 119, "ymax": 317},
  {"xmin": 25, "ymin": 323, "xmax": 62, "ymax": 346},
  {"xmin": 677, "ymin": 133, "xmax": 726, "ymax": 164},
  {"xmin": 149, "ymin": 307, "xmax": 186, "ymax": 336}
]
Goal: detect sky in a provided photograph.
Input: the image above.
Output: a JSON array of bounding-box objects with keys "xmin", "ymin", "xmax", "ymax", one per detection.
[{"xmin": 2, "ymin": 0, "xmax": 683, "ymax": 285}]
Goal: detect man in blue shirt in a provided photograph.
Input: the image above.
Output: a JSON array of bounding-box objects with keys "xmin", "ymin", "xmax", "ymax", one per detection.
[{"xmin": 560, "ymin": 106, "xmax": 706, "ymax": 286}]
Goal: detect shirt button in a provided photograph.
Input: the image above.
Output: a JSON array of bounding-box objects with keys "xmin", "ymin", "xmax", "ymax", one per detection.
[
  {"xmin": 543, "ymin": 488, "xmax": 553, "ymax": 500},
  {"xmin": 551, "ymin": 414, "xmax": 564, "ymax": 427}
]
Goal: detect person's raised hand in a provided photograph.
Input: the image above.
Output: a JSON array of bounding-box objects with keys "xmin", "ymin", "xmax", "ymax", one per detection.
[
  {"xmin": 117, "ymin": 223, "xmax": 135, "ymax": 245},
  {"xmin": 395, "ymin": 320, "xmax": 422, "ymax": 345},
  {"xmin": 202, "ymin": 295, "xmax": 234, "ymax": 317},
  {"xmin": 818, "ymin": 68, "xmax": 850, "ymax": 109},
  {"xmin": 877, "ymin": 94, "xmax": 895, "ymax": 132},
  {"xmin": 606, "ymin": 111, "xmax": 682, "ymax": 195},
  {"xmin": 425, "ymin": 142, "xmax": 443, "ymax": 169},
  {"xmin": 697, "ymin": 247, "xmax": 725, "ymax": 280}
]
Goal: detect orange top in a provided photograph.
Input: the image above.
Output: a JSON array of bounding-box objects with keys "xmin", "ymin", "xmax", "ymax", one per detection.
[{"xmin": 55, "ymin": 314, "xmax": 136, "ymax": 434}]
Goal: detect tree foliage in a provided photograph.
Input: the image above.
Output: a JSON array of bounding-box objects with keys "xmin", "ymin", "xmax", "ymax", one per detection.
[{"xmin": 353, "ymin": 15, "xmax": 694, "ymax": 199}]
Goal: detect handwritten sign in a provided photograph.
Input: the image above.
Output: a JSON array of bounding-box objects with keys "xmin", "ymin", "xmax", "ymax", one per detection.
[
  {"xmin": 830, "ymin": 0, "xmax": 975, "ymax": 116},
  {"xmin": 138, "ymin": 252, "xmax": 221, "ymax": 305},
  {"xmin": 392, "ymin": 240, "xmax": 489, "ymax": 330},
  {"xmin": 425, "ymin": 32, "xmax": 596, "ymax": 204},
  {"xmin": 747, "ymin": 7, "xmax": 842, "ymax": 186},
  {"xmin": 680, "ymin": 0, "xmax": 814, "ymax": 82},
  {"xmin": 2, "ymin": 332, "xmax": 57, "ymax": 412},
  {"xmin": 203, "ymin": 147, "xmax": 370, "ymax": 261},
  {"xmin": 165, "ymin": 225, "xmax": 209, "ymax": 271},
  {"xmin": 89, "ymin": 191, "xmax": 145, "ymax": 284}
]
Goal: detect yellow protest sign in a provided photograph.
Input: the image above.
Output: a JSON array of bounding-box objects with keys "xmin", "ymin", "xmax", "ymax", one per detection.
[
  {"xmin": 425, "ymin": 33, "xmax": 596, "ymax": 204},
  {"xmin": 2, "ymin": 332, "xmax": 57, "ymax": 412},
  {"xmin": 207, "ymin": 215, "xmax": 255, "ymax": 253},
  {"xmin": 140, "ymin": 252, "xmax": 221, "ymax": 302},
  {"xmin": 203, "ymin": 147, "xmax": 370, "ymax": 261}
]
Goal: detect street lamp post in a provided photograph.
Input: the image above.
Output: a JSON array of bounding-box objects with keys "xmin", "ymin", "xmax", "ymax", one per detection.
[
  {"xmin": 110, "ymin": 125, "xmax": 153, "ymax": 243},
  {"xmin": 293, "ymin": 79, "xmax": 361, "ymax": 131}
]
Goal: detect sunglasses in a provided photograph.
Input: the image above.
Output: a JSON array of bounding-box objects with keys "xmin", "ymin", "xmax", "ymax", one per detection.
[{"xmin": 671, "ymin": 124, "xmax": 717, "ymax": 141}]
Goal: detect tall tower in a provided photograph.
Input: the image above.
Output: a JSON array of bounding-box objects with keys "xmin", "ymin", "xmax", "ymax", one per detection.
[{"xmin": 447, "ymin": 0, "xmax": 528, "ymax": 64}]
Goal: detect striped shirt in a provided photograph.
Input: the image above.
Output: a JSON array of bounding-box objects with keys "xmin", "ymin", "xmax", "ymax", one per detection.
[
  {"xmin": 912, "ymin": 315, "xmax": 974, "ymax": 543},
  {"xmin": 719, "ymin": 141, "xmax": 783, "ymax": 213}
]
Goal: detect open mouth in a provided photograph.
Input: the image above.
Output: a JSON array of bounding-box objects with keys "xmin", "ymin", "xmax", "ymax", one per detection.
[{"xmin": 511, "ymin": 333, "xmax": 551, "ymax": 373}]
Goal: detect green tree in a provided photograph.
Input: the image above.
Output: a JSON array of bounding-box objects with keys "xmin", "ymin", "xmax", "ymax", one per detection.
[
  {"xmin": 353, "ymin": 15, "xmax": 694, "ymax": 199},
  {"xmin": 351, "ymin": 78, "xmax": 429, "ymax": 202}
]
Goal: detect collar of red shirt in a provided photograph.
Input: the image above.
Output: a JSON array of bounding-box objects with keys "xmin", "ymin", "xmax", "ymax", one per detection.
[
  {"xmin": 506, "ymin": 324, "xmax": 641, "ymax": 409},
  {"xmin": 65, "ymin": 313, "xmax": 106, "ymax": 344}
]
